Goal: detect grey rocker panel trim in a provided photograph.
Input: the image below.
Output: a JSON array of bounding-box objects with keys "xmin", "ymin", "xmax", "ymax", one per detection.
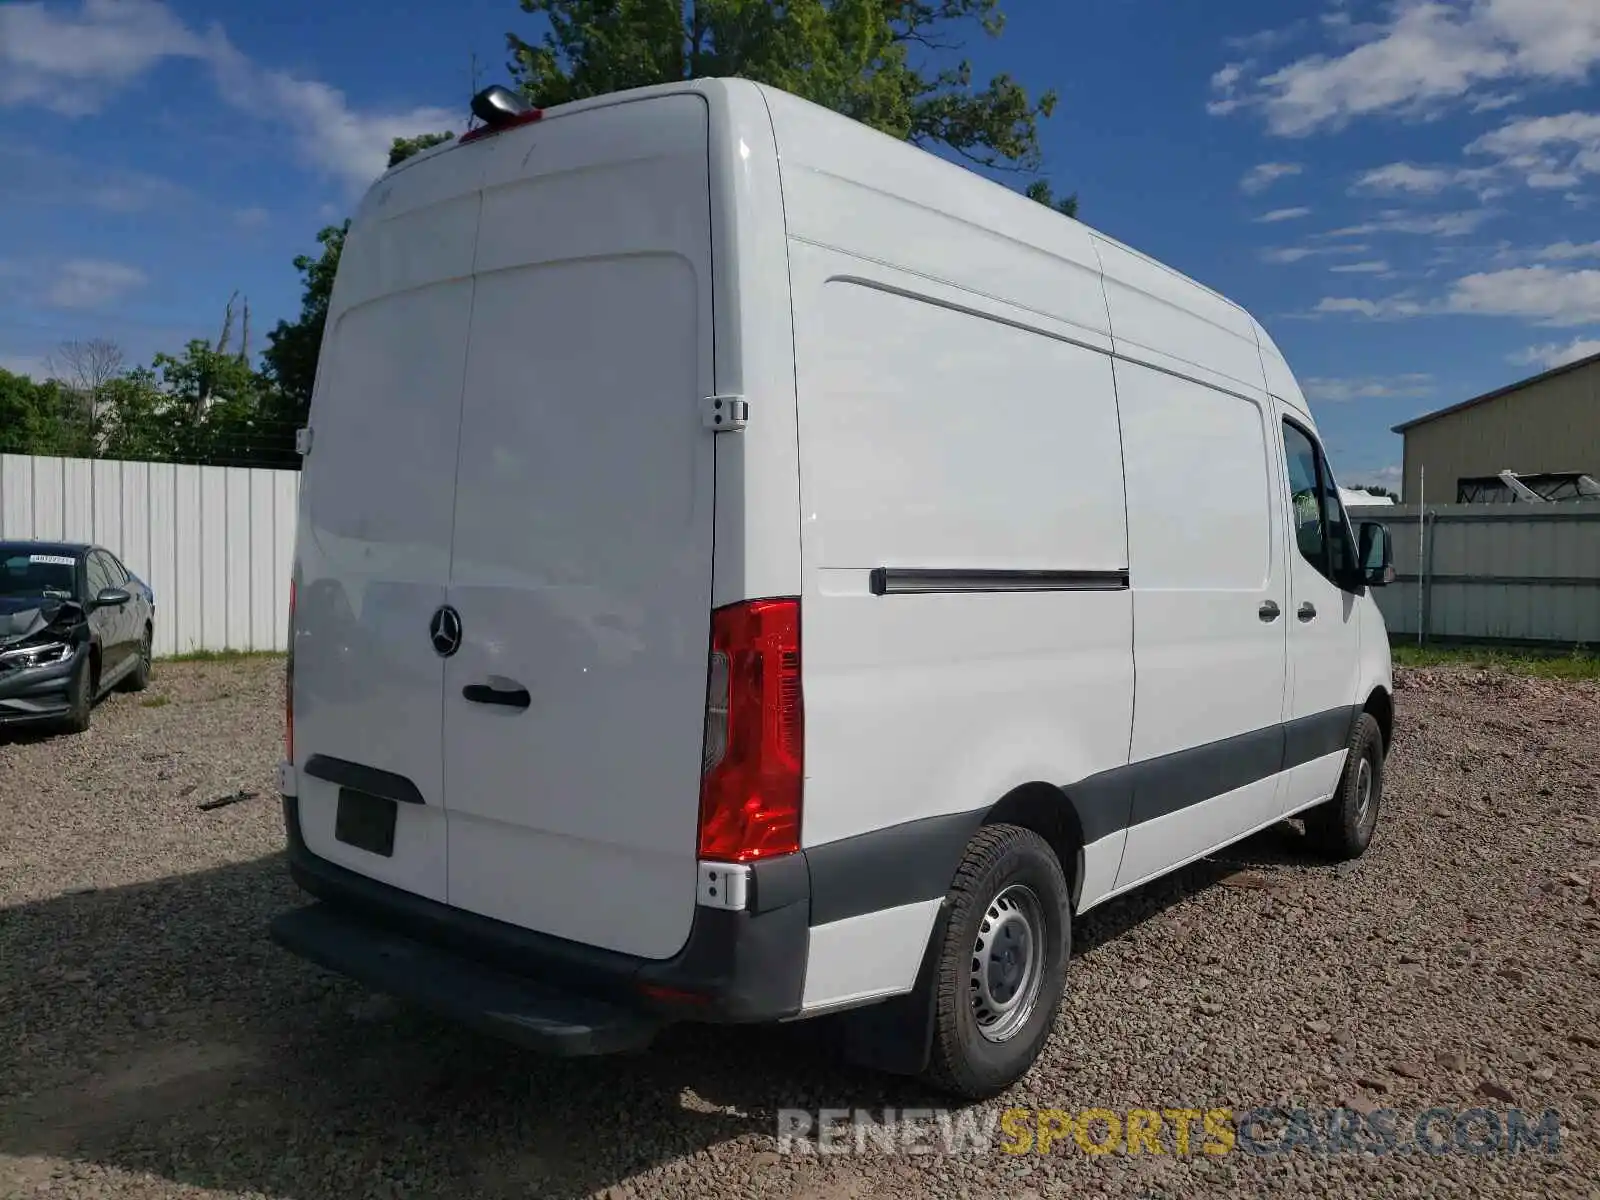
[{"xmin": 804, "ymin": 704, "xmax": 1363, "ymax": 927}]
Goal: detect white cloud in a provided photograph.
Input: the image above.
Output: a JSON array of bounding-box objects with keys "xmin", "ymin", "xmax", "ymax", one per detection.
[
  {"xmin": 1303, "ymin": 373, "xmax": 1434, "ymax": 402},
  {"xmin": 1537, "ymin": 240, "xmax": 1600, "ymax": 260},
  {"xmin": 1313, "ymin": 262, "xmax": 1600, "ymax": 325},
  {"xmin": 1510, "ymin": 336, "xmax": 1600, "ymax": 368},
  {"xmin": 233, "ymin": 206, "xmax": 270, "ymax": 229},
  {"xmin": 1353, "ymin": 162, "xmax": 1458, "ymax": 194},
  {"xmin": 206, "ymin": 40, "xmax": 458, "ymax": 191},
  {"xmin": 0, "ymin": 0, "xmax": 460, "ymax": 193},
  {"xmin": 1256, "ymin": 206, "xmax": 1313, "ymax": 222},
  {"xmin": 1226, "ymin": 23, "xmax": 1311, "ymax": 54},
  {"xmin": 1350, "ymin": 161, "xmax": 1498, "ymax": 196},
  {"xmin": 1208, "ymin": 62, "xmax": 1249, "ymax": 115},
  {"xmin": 1312, "ymin": 295, "xmax": 1430, "ymax": 319},
  {"xmin": 1467, "ymin": 110, "xmax": 1600, "ymax": 189},
  {"xmin": 1263, "ymin": 242, "xmax": 1372, "ymax": 264},
  {"xmin": 1445, "ymin": 265, "xmax": 1600, "ymax": 325},
  {"xmin": 1321, "ymin": 209, "xmax": 1494, "ymax": 237},
  {"xmin": 1210, "ymin": 0, "xmax": 1600, "ymax": 136},
  {"xmin": 43, "ymin": 259, "xmax": 148, "ymax": 310},
  {"xmin": 1330, "ymin": 260, "xmax": 1394, "ymax": 273},
  {"xmin": 1241, "ymin": 161, "xmax": 1303, "ymax": 193},
  {"xmin": 0, "ymin": 0, "xmax": 209, "ymax": 115},
  {"xmin": 1471, "ymin": 91, "xmax": 1524, "ymax": 112}
]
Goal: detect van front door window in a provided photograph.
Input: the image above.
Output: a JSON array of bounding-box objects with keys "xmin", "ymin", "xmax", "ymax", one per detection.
[
  {"xmin": 1283, "ymin": 421, "xmax": 1358, "ymax": 589},
  {"xmin": 1283, "ymin": 422, "xmax": 1326, "ymax": 573}
]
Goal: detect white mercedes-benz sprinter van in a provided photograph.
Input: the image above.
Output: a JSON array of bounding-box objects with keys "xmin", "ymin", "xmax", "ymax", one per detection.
[{"xmin": 270, "ymin": 78, "xmax": 1397, "ymax": 1100}]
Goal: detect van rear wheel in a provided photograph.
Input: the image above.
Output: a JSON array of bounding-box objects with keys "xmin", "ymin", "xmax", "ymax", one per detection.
[{"xmin": 919, "ymin": 824, "xmax": 1071, "ymax": 1100}]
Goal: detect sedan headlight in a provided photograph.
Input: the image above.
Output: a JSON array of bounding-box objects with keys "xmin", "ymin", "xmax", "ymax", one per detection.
[{"xmin": 0, "ymin": 641, "xmax": 72, "ymax": 669}]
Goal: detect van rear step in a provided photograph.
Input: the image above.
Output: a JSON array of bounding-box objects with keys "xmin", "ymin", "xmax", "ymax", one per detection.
[{"xmin": 270, "ymin": 902, "xmax": 663, "ymax": 1056}]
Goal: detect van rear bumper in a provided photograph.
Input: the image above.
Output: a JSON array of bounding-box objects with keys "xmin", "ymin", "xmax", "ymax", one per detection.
[
  {"xmin": 274, "ymin": 797, "xmax": 811, "ymax": 1040},
  {"xmin": 270, "ymin": 900, "xmax": 664, "ymax": 1054}
]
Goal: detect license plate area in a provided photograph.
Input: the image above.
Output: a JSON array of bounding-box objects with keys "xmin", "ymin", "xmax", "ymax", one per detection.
[{"xmin": 334, "ymin": 788, "xmax": 398, "ymax": 857}]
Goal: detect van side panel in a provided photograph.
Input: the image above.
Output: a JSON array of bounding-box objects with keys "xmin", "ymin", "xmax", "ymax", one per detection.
[
  {"xmin": 1092, "ymin": 236, "xmax": 1266, "ymax": 398},
  {"xmin": 756, "ymin": 85, "xmax": 1109, "ymax": 343},
  {"xmin": 785, "ymin": 238, "xmax": 1134, "ymax": 1007}
]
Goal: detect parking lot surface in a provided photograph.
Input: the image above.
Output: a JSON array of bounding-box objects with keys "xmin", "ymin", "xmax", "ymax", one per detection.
[{"xmin": 3, "ymin": 657, "xmax": 1598, "ymax": 1198}]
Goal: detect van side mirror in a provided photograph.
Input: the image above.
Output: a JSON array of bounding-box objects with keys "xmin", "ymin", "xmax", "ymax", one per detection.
[{"xmin": 1357, "ymin": 521, "xmax": 1395, "ymax": 587}]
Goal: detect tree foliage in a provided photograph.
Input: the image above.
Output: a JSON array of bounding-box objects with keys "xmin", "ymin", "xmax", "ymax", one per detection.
[
  {"xmin": 260, "ymin": 220, "xmax": 349, "ymax": 426},
  {"xmin": 0, "ymin": 368, "xmax": 93, "ymax": 457},
  {"xmin": 389, "ymin": 132, "xmax": 456, "ymax": 167},
  {"xmin": 508, "ymin": 0, "xmax": 1074, "ymax": 196}
]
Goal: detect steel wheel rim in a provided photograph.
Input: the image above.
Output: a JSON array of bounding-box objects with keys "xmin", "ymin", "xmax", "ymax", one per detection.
[
  {"xmin": 969, "ymin": 883, "xmax": 1047, "ymax": 1043},
  {"xmin": 1355, "ymin": 756, "xmax": 1374, "ymax": 826}
]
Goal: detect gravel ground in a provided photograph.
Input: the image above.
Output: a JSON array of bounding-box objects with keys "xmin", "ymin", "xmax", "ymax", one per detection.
[{"xmin": 3, "ymin": 657, "xmax": 1599, "ymax": 1199}]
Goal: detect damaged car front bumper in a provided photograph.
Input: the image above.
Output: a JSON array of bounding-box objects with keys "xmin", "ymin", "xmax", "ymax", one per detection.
[{"xmin": 0, "ymin": 642, "xmax": 84, "ymax": 725}]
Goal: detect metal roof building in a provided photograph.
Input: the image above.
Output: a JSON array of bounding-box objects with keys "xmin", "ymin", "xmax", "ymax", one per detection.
[{"xmin": 1392, "ymin": 349, "xmax": 1600, "ymax": 504}]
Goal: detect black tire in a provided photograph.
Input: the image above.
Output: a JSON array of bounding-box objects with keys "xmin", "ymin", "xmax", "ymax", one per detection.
[
  {"xmin": 60, "ymin": 653, "xmax": 93, "ymax": 735},
  {"xmin": 119, "ymin": 626, "xmax": 153, "ymax": 692},
  {"xmin": 1304, "ymin": 712, "xmax": 1384, "ymax": 860},
  {"xmin": 919, "ymin": 824, "xmax": 1071, "ymax": 1100}
]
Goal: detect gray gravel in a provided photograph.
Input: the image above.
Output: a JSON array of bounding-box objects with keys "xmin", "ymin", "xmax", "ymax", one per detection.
[{"xmin": 3, "ymin": 658, "xmax": 1598, "ymax": 1199}]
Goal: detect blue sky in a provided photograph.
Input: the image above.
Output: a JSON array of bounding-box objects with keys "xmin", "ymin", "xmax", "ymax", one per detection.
[{"xmin": 2, "ymin": 0, "xmax": 1598, "ymax": 493}]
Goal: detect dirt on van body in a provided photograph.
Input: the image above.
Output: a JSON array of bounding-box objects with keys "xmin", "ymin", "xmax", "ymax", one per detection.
[{"xmin": 3, "ymin": 657, "xmax": 1598, "ymax": 1199}]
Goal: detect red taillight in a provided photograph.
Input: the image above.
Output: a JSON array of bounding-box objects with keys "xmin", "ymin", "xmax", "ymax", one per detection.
[
  {"xmin": 697, "ymin": 598, "xmax": 803, "ymax": 862},
  {"xmin": 285, "ymin": 579, "xmax": 296, "ymax": 762},
  {"xmin": 457, "ymin": 109, "xmax": 543, "ymax": 145}
]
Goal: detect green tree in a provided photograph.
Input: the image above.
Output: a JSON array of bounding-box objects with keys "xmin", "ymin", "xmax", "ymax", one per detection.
[
  {"xmin": 260, "ymin": 220, "xmax": 349, "ymax": 426},
  {"xmin": 96, "ymin": 368, "xmax": 177, "ymax": 462},
  {"xmin": 1023, "ymin": 178, "xmax": 1077, "ymax": 219},
  {"xmin": 97, "ymin": 342, "xmax": 281, "ymax": 467},
  {"xmin": 508, "ymin": 0, "xmax": 1075, "ymax": 201},
  {"xmin": 389, "ymin": 131, "xmax": 456, "ymax": 167},
  {"xmin": 0, "ymin": 367, "xmax": 94, "ymax": 457}
]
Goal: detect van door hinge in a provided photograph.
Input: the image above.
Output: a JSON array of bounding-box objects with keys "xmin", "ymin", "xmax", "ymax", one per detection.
[
  {"xmin": 701, "ymin": 394, "xmax": 748, "ymax": 432},
  {"xmin": 295, "ymin": 426, "xmax": 314, "ymax": 455}
]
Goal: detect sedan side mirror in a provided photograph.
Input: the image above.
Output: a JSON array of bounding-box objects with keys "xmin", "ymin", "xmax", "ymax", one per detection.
[
  {"xmin": 94, "ymin": 586, "xmax": 132, "ymax": 608},
  {"xmin": 1357, "ymin": 521, "xmax": 1396, "ymax": 587}
]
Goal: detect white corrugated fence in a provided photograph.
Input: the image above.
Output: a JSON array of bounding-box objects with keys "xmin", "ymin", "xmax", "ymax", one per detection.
[{"xmin": 0, "ymin": 454, "xmax": 299, "ymax": 656}]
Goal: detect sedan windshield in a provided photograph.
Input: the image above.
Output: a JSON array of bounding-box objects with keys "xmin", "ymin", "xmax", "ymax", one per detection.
[{"xmin": 0, "ymin": 551, "xmax": 78, "ymax": 601}]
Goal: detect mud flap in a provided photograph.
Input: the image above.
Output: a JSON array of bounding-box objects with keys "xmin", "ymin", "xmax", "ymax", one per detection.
[{"xmin": 836, "ymin": 899, "xmax": 947, "ymax": 1077}]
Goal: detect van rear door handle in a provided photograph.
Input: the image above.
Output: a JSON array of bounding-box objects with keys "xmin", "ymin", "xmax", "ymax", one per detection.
[
  {"xmin": 463, "ymin": 681, "xmax": 531, "ymax": 709},
  {"xmin": 1258, "ymin": 600, "xmax": 1280, "ymax": 622},
  {"xmin": 1298, "ymin": 602, "xmax": 1317, "ymax": 622}
]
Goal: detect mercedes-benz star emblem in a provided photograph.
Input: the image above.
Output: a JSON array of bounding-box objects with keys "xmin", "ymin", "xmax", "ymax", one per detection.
[{"xmin": 429, "ymin": 605, "xmax": 462, "ymax": 657}]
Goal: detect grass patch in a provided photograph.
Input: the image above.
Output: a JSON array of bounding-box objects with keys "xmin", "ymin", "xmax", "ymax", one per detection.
[
  {"xmin": 159, "ymin": 649, "xmax": 284, "ymax": 664},
  {"xmin": 140, "ymin": 695, "xmax": 170, "ymax": 708},
  {"xmin": 1391, "ymin": 642, "xmax": 1600, "ymax": 680}
]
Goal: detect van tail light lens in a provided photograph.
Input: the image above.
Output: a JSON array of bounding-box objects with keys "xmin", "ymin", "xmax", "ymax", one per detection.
[
  {"xmin": 285, "ymin": 579, "xmax": 296, "ymax": 762},
  {"xmin": 697, "ymin": 598, "xmax": 802, "ymax": 862}
]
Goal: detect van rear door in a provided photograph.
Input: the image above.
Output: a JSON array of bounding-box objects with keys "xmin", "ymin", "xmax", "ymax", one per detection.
[
  {"xmin": 290, "ymin": 150, "xmax": 485, "ymax": 902},
  {"xmin": 441, "ymin": 95, "xmax": 718, "ymax": 960}
]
